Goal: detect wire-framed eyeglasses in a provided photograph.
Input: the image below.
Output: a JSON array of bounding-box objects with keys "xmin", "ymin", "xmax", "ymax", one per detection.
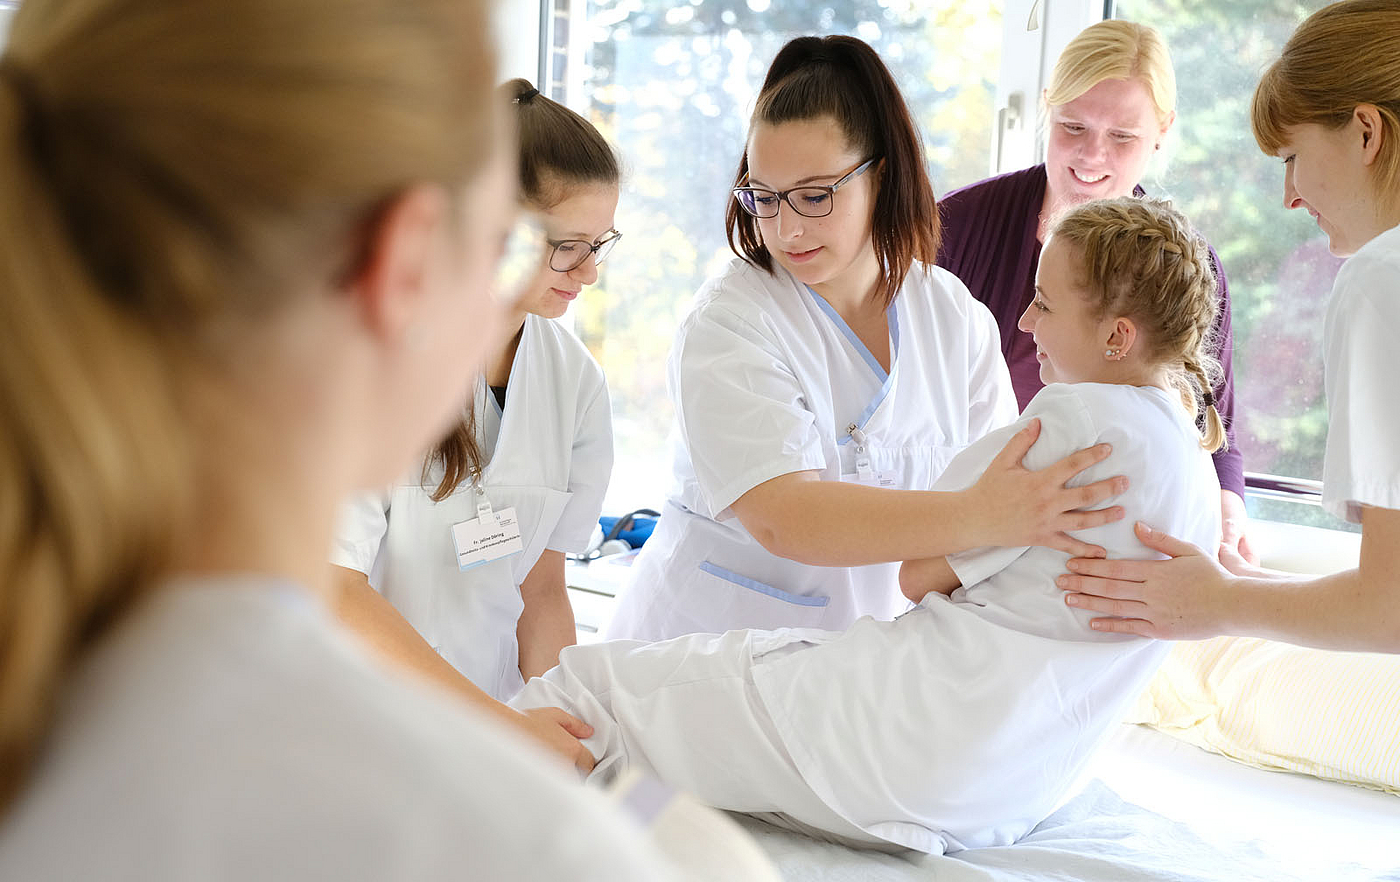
[
  {"xmin": 732, "ymin": 157, "xmax": 879, "ymax": 219},
  {"xmin": 547, "ymin": 229, "xmax": 622, "ymax": 272}
]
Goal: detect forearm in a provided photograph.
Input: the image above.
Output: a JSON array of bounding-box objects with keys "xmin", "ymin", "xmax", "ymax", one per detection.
[
  {"xmin": 1225, "ymin": 567, "xmax": 1400, "ymax": 652},
  {"xmin": 899, "ymin": 556, "xmax": 961, "ymax": 604},
  {"xmin": 517, "ymin": 552, "xmax": 577, "ymax": 680},
  {"xmin": 734, "ymin": 476, "xmax": 985, "ymax": 568},
  {"xmin": 331, "ymin": 565, "xmax": 502, "ymax": 709}
]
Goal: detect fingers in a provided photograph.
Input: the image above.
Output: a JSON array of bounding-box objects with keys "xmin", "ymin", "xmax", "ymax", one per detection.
[
  {"xmin": 989, "ymin": 419, "xmax": 1041, "ymax": 469},
  {"xmin": 549, "ymin": 708, "xmax": 595, "ymax": 740},
  {"xmin": 1055, "ymin": 504, "xmax": 1125, "ymax": 533},
  {"xmin": 1237, "ymin": 532, "xmax": 1260, "ymax": 567},
  {"xmin": 1132, "ymin": 521, "xmax": 1204, "ymax": 558},
  {"xmin": 1047, "ymin": 442, "xmax": 1115, "ymax": 485},
  {"xmin": 1062, "ymin": 555, "xmax": 1147, "ymax": 584},
  {"xmin": 572, "ymin": 743, "xmax": 598, "ymax": 775},
  {"xmin": 1066, "ymin": 475, "xmax": 1129, "ymax": 511},
  {"xmin": 1046, "ymin": 531, "xmax": 1106, "ymax": 560},
  {"xmin": 1087, "ymin": 616, "xmax": 1158, "ymax": 638}
]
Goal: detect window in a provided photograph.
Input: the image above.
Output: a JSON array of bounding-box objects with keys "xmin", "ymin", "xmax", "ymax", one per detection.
[
  {"xmin": 551, "ymin": 0, "xmax": 1006, "ymax": 511},
  {"xmin": 555, "ymin": 0, "xmax": 1352, "ymax": 532},
  {"xmin": 1110, "ymin": 0, "xmax": 1352, "ymax": 531}
]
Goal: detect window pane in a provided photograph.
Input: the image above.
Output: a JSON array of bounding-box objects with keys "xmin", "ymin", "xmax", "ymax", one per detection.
[
  {"xmin": 560, "ymin": 1, "xmax": 1004, "ymax": 511},
  {"xmin": 1112, "ymin": 0, "xmax": 1354, "ymax": 531}
]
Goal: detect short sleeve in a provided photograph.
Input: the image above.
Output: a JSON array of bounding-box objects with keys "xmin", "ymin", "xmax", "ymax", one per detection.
[
  {"xmin": 548, "ymin": 373, "xmax": 615, "ymax": 552},
  {"xmin": 1322, "ymin": 258, "xmax": 1400, "ymax": 521},
  {"xmin": 671, "ymin": 303, "xmax": 827, "ymax": 516},
  {"xmin": 960, "ymin": 286, "xmax": 1020, "ymax": 438},
  {"xmin": 936, "ymin": 385, "xmax": 1098, "ymax": 587},
  {"xmin": 330, "ymin": 489, "xmax": 392, "ymax": 575}
]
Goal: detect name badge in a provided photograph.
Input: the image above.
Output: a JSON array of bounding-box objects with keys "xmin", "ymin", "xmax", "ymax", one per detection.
[
  {"xmin": 843, "ymin": 423, "xmax": 897, "ymax": 488},
  {"xmin": 840, "ymin": 470, "xmax": 899, "ymax": 489},
  {"xmin": 451, "ymin": 506, "xmax": 523, "ymax": 570}
]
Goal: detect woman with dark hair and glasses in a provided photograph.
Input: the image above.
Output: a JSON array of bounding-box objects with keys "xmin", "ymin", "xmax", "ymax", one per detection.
[
  {"xmin": 330, "ymin": 79, "xmax": 621, "ymax": 768},
  {"xmin": 607, "ymin": 35, "xmax": 1130, "ymax": 642}
]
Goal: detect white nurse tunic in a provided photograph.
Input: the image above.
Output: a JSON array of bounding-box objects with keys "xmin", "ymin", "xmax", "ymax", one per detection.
[
  {"xmin": 1321, "ymin": 222, "xmax": 1400, "ymax": 523},
  {"xmin": 514, "ymin": 383, "xmax": 1222, "ymax": 854},
  {"xmin": 332, "ymin": 314, "xmax": 613, "ymax": 700},
  {"xmin": 607, "ymin": 258, "xmax": 1017, "ymax": 641}
]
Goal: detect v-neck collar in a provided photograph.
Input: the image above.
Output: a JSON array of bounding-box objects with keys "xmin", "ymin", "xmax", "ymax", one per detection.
[{"xmin": 806, "ymin": 286, "xmax": 899, "ymax": 382}]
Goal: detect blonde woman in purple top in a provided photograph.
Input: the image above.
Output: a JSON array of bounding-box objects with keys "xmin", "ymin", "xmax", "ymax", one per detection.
[{"xmin": 937, "ymin": 19, "xmax": 1253, "ymax": 562}]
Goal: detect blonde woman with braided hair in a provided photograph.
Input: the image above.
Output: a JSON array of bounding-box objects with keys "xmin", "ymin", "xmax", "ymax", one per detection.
[
  {"xmin": 512, "ymin": 196, "xmax": 1224, "ymax": 854},
  {"xmin": 0, "ymin": 0, "xmax": 678, "ymax": 878},
  {"xmin": 1062, "ymin": 0, "xmax": 1400, "ymax": 653}
]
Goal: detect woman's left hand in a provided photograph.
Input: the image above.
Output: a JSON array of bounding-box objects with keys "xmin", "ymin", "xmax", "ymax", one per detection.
[
  {"xmin": 1058, "ymin": 521, "xmax": 1236, "ymax": 640},
  {"xmin": 1219, "ymin": 489, "xmax": 1259, "ymax": 566}
]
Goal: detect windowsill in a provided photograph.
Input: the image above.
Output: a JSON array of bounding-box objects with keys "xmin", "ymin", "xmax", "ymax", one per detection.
[{"xmin": 1249, "ymin": 518, "xmax": 1360, "ymax": 575}]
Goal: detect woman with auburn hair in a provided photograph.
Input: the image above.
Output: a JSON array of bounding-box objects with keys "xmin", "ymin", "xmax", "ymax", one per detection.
[
  {"xmin": 1062, "ymin": 0, "xmax": 1400, "ymax": 653},
  {"xmin": 608, "ymin": 34, "xmax": 1130, "ymax": 643},
  {"xmin": 938, "ymin": 18, "xmax": 1254, "ymax": 562},
  {"xmin": 0, "ymin": 0, "xmax": 674, "ymax": 877}
]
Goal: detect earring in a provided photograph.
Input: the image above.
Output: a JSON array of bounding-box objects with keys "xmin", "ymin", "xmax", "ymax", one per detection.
[{"xmin": 1105, "ymin": 348, "xmax": 1120, "ymax": 359}]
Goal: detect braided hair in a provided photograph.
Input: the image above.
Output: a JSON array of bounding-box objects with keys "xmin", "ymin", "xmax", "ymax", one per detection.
[{"xmin": 1049, "ymin": 197, "xmax": 1226, "ymax": 452}]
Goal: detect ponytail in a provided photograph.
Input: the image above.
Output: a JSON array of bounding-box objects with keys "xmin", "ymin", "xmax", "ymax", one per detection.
[
  {"xmin": 1183, "ymin": 355, "xmax": 1228, "ymax": 453},
  {"xmin": 0, "ymin": 70, "xmax": 191, "ymax": 807}
]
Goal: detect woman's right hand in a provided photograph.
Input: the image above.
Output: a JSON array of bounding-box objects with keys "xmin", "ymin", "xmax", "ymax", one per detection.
[
  {"xmin": 512, "ymin": 705, "xmax": 598, "ymax": 775},
  {"xmin": 970, "ymin": 419, "xmax": 1127, "ymax": 557}
]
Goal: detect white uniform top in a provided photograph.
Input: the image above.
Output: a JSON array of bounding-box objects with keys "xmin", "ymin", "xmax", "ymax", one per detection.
[
  {"xmin": 1321, "ymin": 222, "xmax": 1400, "ymax": 523},
  {"xmin": 0, "ymin": 579, "xmax": 677, "ymax": 882},
  {"xmin": 514, "ymin": 383, "xmax": 1221, "ymax": 856},
  {"xmin": 608, "ymin": 258, "xmax": 1017, "ymax": 640},
  {"xmin": 753, "ymin": 383, "xmax": 1221, "ymax": 852},
  {"xmin": 332, "ymin": 313, "xmax": 613, "ymax": 699}
]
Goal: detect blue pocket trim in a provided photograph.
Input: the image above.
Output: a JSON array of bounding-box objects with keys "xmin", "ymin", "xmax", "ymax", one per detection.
[{"xmin": 698, "ymin": 562, "xmax": 830, "ymax": 608}]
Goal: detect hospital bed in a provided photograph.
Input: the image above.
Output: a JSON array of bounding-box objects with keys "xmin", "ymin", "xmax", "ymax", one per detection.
[{"xmin": 566, "ymin": 520, "xmax": 1400, "ymax": 881}]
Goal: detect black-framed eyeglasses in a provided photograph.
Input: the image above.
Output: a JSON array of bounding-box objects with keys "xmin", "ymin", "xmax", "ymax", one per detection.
[
  {"xmin": 547, "ymin": 229, "xmax": 622, "ymax": 272},
  {"xmin": 732, "ymin": 157, "xmax": 879, "ymax": 219}
]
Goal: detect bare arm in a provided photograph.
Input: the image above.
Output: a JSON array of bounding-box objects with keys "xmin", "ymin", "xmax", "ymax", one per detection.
[
  {"xmin": 899, "ymin": 557, "xmax": 961, "ymax": 604},
  {"xmin": 516, "ymin": 550, "xmax": 576, "ymax": 681},
  {"xmin": 1059, "ymin": 507, "xmax": 1400, "ymax": 652},
  {"xmin": 729, "ymin": 420, "xmax": 1127, "ymax": 566},
  {"xmin": 331, "ymin": 565, "xmax": 597, "ymax": 770}
]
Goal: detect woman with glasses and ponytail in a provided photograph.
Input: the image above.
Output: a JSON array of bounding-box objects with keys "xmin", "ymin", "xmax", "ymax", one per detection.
[
  {"xmin": 331, "ymin": 79, "xmax": 621, "ymax": 765},
  {"xmin": 608, "ymin": 35, "xmax": 1131, "ymax": 643}
]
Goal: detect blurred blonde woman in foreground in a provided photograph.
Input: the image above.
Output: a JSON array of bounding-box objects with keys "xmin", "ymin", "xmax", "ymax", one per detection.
[{"xmin": 0, "ymin": 0, "xmax": 680, "ymax": 877}]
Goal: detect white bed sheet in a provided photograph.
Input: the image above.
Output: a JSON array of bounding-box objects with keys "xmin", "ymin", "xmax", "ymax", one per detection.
[{"xmin": 726, "ymin": 724, "xmax": 1399, "ymax": 882}]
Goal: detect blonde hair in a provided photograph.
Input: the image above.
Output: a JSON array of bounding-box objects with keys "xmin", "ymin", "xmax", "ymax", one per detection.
[
  {"xmin": 0, "ymin": 0, "xmax": 497, "ymax": 807},
  {"xmin": 1048, "ymin": 197, "xmax": 1226, "ymax": 452},
  {"xmin": 1251, "ymin": 0, "xmax": 1400, "ymax": 197},
  {"xmin": 1046, "ymin": 19, "xmax": 1176, "ymax": 127}
]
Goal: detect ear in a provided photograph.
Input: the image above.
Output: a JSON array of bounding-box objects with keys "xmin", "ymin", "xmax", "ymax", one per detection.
[
  {"xmin": 344, "ymin": 184, "xmax": 450, "ymax": 344},
  {"xmin": 1157, "ymin": 110, "xmax": 1177, "ymax": 147},
  {"xmin": 1354, "ymin": 104, "xmax": 1386, "ymax": 167},
  {"xmin": 1104, "ymin": 316, "xmax": 1138, "ymax": 360}
]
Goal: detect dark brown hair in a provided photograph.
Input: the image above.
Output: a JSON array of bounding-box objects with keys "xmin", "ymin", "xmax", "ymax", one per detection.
[
  {"xmin": 725, "ymin": 35, "xmax": 938, "ymax": 308},
  {"xmin": 425, "ymin": 80, "xmax": 621, "ymax": 501}
]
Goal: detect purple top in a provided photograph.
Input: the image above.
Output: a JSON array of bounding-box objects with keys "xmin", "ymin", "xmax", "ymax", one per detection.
[{"xmin": 936, "ymin": 164, "xmax": 1244, "ymax": 498}]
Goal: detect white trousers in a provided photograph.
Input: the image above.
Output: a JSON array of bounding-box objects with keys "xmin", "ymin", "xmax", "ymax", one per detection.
[{"xmin": 511, "ymin": 629, "xmax": 893, "ymax": 850}]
